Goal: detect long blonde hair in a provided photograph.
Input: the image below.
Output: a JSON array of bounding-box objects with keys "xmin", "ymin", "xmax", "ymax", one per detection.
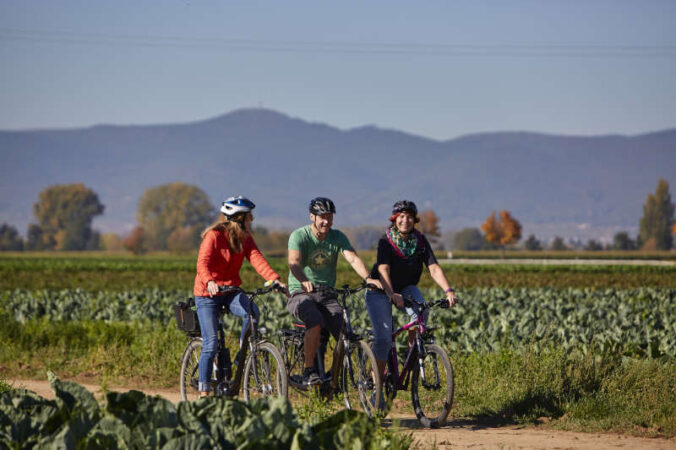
[{"xmin": 201, "ymin": 213, "xmax": 250, "ymax": 253}]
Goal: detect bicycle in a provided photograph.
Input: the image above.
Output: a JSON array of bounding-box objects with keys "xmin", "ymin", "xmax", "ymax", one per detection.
[
  {"xmin": 376, "ymin": 295, "xmax": 455, "ymax": 428},
  {"xmin": 278, "ymin": 282, "xmax": 382, "ymax": 416},
  {"xmin": 178, "ymin": 282, "xmax": 288, "ymax": 401}
]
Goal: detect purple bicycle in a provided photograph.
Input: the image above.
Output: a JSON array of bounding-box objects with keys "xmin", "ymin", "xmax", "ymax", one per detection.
[{"xmin": 377, "ymin": 296, "xmax": 455, "ymax": 428}]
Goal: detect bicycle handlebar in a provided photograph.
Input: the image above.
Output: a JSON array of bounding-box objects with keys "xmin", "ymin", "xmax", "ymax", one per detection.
[
  {"xmin": 218, "ymin": 281, "xmax": 286, "ymax": 297},
  {"xmin": 313, "ymin": 280, "xmax": 375, "ymax": 297},
  {"xmin": 403, "ymin": 296, "xmax": 455, "ymax": 310}
]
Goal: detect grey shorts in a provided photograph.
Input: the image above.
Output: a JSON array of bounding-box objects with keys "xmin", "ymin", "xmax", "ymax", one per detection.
[{"xmin": 287, "ymin": 290, "xmax": 344, "ymax": 339}]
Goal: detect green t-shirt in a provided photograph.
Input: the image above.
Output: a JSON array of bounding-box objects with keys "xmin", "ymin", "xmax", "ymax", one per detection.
[{"xmin": 287, "ymin": 225, "xmax": 354, "ymax": 293}]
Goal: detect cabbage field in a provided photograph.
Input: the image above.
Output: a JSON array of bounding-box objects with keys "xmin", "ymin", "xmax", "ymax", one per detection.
[
  {"xmin": 2, "ymin": 286, "xmax": 675, "ymax": 359},
  {"xmin": 1, "ymin": 253, "xmax": 675, "ymax": 442},
  {"xmin": 1, "ymin": 372, "xmax": 407, "ymax": 449}
]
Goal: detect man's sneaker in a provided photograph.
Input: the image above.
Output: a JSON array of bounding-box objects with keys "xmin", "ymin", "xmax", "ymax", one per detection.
[{"xmin": 303, "ymin": 368, "xmax": 321, "ymax": 386}]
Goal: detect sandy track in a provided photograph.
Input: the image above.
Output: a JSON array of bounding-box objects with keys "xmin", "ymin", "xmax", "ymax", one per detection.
[{"xmin": 9, "ymin": 379, "xmax": 676, "ymax": 450}]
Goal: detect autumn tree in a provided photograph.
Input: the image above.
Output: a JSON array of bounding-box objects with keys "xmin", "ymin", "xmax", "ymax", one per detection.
[
  {"xmin": 137, "ymin": 182, "xmax": 215, "ymax": 251},
  {"xmin": 481, "ymin": 210, "xmax": 522, "ymax": 253},
  {"xmin": 639, "ymin": 179, "xmax": 674, "ymax": 250},
  {"xmin": 418, "ymin": 209, "xmax": 442, "ymax": 248},
  {"xmin": 124, "ymin": 226, "xmax": 147, "ymax": 255},
  {"xmin": 30, "ymin": 183, "xmax": 104, "ymax": 250},
  {"xmin": 0, "ymin": 223, "xmax": 24, "ymax": 251}
]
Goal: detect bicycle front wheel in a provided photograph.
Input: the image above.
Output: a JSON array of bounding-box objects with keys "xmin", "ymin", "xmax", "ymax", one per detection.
[
  {"xmin": 340, "ymin": 340, "xmax": 381, "ymax": 417},
  {"xmin": 242, "ymin": 341, "xmax": 288, "ymax": 401},
  {"xmin": 410, "ymin": 343, "xmax": 454, "ymax": 428},
  {"xmin": 180, "ymin": 338, "xmax": 203, "ymax": 402}
]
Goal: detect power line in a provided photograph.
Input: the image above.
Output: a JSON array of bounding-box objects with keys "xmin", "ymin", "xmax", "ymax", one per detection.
[{"xmin": 1, "ymin": 27, "xmax": 674, "ymax": 58}]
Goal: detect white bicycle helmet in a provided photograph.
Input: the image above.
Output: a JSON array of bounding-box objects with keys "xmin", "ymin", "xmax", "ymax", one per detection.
[{"xmin": 220, "ymin": 196, "xmax": 256, "ymax": 217}]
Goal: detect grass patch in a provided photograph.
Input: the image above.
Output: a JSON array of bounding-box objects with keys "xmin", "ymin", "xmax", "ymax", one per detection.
[
  {"xmin": 0, "ymin": 315, "xmax": 186, "ymax": 387},
  {"xmin": 452, "ymin": 348, "xmax": 676, "ymax": 437}
]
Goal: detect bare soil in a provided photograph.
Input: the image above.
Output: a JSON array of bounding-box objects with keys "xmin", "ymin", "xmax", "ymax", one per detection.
[{"xmin": 10, "ymin": 378, "xmax": 676, "ymax": 450}]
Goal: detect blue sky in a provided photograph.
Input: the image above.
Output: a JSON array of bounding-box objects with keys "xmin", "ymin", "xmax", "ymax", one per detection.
[{"xmin": 1, "ymin": 0, "xmax": 674, "ymax": 140}]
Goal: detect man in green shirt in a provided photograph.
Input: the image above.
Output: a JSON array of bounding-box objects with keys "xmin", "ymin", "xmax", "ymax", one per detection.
[{"xmin": 287, "ymin": 197, "xmax": 381, "ymax": 385}]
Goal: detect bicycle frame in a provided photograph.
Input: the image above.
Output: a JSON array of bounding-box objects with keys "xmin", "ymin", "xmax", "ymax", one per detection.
[
  {"xmin": 315, "ymin": 284, "xmax": 369, "ymax": 393},
  {"xmin": 386, "ymin": 298, "xmax": 448, "ymax": 393},
  {"xmin": 282, "ymin": 284, "xmax": 366, "ymax": 395},
  {"xmin": 213, "ymin": 284, "xmax": 280, "ymax": 396}
]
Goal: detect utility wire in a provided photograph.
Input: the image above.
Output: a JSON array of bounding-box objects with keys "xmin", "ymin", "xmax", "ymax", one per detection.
[{"xmin": 1, "ymin": 27, "xmax": 674, "ymax": 58}]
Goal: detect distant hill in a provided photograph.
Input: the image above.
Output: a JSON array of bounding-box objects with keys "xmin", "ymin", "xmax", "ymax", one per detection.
[{"xmin": 1, "ymin": 108, "xmax": 674, "ymax": 239}]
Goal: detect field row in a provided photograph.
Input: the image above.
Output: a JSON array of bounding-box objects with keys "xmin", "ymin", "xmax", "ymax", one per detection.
[
  {"xmin": 2, "ymin": 263, "xmax": 675, "ymax": 290},
  {"xmin": 3, "ymin": 287, "xmax": 674, "ymax": 358}
]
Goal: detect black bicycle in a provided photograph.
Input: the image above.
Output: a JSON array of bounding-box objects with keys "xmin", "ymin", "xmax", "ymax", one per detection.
[
  {"xmin": 278, "ymin": 282, "xmax": 382, "ymax": 416},
  {"xmin": 178, "ymin": 283, "xmax": 288, "ymax": 401}
]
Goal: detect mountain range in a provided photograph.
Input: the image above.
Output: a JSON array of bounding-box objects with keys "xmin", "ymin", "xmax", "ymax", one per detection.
[{"xmin": 1, "ymin": 108, "xmax": 674, "ymax": 240}]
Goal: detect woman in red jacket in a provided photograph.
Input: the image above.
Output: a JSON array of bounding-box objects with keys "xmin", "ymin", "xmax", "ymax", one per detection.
[{"xmin": 193, "ymin": 195, "xmax": 286, "ymax": 396}]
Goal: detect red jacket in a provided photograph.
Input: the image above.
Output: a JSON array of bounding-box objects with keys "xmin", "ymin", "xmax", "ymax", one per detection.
[{"xmin": 193, "ymin": 229, "xmax": 280, "ymax": 297}]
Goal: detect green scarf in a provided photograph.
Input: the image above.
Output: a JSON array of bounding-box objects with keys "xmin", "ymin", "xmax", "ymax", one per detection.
[{"xmin": 386, "ymin": 227, "xmax": 419, "ymax": 258}]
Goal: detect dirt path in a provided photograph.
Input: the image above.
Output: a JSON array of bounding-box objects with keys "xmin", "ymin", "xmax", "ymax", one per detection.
[{"xmin": 10, "ymin": 379, "xmax": 676, "ymax": 450}]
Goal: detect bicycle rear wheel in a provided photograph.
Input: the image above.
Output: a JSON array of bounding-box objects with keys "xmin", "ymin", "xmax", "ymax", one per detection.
[
  {"xmin": 340, "ymin": 340, "xmax": 381, "ymax": 417},
  {"xmin": 242, "ymin": 341, "xmax": 288, "ymax": 401},
  {"xmin": 410, "ymin": 343, "xmax": 454, "ymax": 428},
  {"xmin": 280, "ymin": 330, "xmax": 306, "ymax": 394},
  {"xmin": 180, "ymin": 338, "xmax": 203, "ymax": 401}
]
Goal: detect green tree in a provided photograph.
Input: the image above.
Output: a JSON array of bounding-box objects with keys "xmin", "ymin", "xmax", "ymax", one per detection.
[
  {"xmin": 452, "ymin": 228, "xmax": 486, "ymax": 251},
  {"xmin": 101, "ymin": 232, "xmax": 124, "ymax": 251},
  {"xmin": 342, "ymin": 226, "xmax": 383, "ymax": 250},
  {"xmin": 550, "ymin": 236, "xmax": 567, "ymax": 251},
  {"xmin": 31, "ymin": 183, "xmax": 104, "ymax": 251},
  {"xmin": 523, "ymin": 234, "xmax": 542, "ymax": 251},
  {"xmin": 167, "ymin": 226, "xmax": 202, "ymax": 253},
  {"xmin": 612, "ymin": 231, "xmax": 636, "ymax": 250},
  {"xmin": 252, "ymin": 226, "xmax": 292, "ymax": 255},
  {"xmin": 0, "ymin": 223, "xmax": 24, "ymax": 251},
  {"xmin": 584, "ymin": 239, "xmax": 603, "ymax": 251},
  {"xmin": 137, "ymin": 182, "xmax": 215, "ymax": 250},
  {"xmin": 639, "ymin": 179, "xmax": 675, "ymax": 250}
]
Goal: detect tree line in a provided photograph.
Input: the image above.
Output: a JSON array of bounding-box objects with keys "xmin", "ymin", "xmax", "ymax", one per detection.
[{"xmin": 0, "ymin": 179, "xmax": 674, "ymax": 252}]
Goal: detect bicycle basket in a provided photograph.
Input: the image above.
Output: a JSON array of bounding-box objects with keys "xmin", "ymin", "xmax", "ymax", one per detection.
[{"xmin": 174, "ymin": 298, "xmax": 200, "ymax": 336}]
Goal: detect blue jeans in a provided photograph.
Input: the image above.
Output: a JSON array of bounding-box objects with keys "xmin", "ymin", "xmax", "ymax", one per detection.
[
  {"xmin": 365, "ymin": 285, "xmax": 427, "ymax": 361},
  {"xmin": 195, "ymin": 292, "xmax": 260, "ymax": 392}
]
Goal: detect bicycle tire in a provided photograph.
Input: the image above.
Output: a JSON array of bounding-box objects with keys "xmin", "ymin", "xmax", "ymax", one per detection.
[
  {"xmin": 340, "ymin": 340, "xmax": 382, "ymax": 417},
  {"xmin": 180, "ymin": 338, "xmax": 203, "ymax": 402},
  {"xmin": 410, "ymin": 343, "xmax": 454, "ymax": 428},
  {"xmin": 242, "ymin": 341, "xmax": 288, "ymax": 401}
]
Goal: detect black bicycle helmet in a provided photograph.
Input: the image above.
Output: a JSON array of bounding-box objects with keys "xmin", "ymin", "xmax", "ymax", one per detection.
[
  {"xmin": 392, "ymin": 200, "xmax": 418, "ymax": 216},
  {"xmin": 309, "ymin": 197, "xmax": 336, "ymax": 215}
]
